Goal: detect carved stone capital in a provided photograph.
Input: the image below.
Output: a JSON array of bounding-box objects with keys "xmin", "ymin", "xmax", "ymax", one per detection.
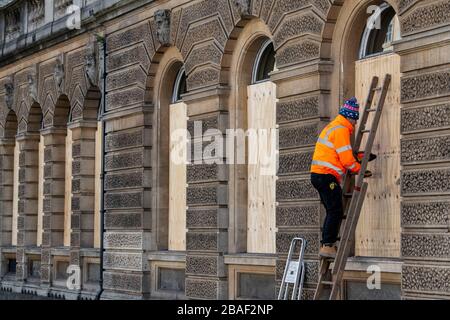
[
  {"xmin": 154, "ymin": 9, "xmax": 171, "ymax": 46},
  {"xmin": 4, "ymin": 76, "xmax": 14, "ymax": 110},
  {"xmin": 233, "ymin": 0, "xmax": 251, "ymax": 16}
]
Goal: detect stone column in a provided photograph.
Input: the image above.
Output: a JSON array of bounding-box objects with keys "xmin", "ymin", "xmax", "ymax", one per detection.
[
  {"xmin": 40, "ymin": 127, "xmax": 67, "ymax": 287},
  {"xmin": 394, "ymin": 5, "xmax": 450, "ymax": 299},
  {"xmin": 184, "ymin": 88, "xmax": 229, "ymax": 300},
  {"xmin": 0, "ymin": 138, "xmax": 16, "ymax": 277},
  {"xmin": 101, "ymin": 106, "xmax": 153, "ymax": 300},
  {"xmin": 271, "ymin": 63, "xmax": 331, "ymax": 300},
  {"xmin": 68, "ymin": 121, "xmax": 97, "ymax": 271},
  {"xmin": 15, "ymin": 133, "xmax": 40, "ymax": 282}
]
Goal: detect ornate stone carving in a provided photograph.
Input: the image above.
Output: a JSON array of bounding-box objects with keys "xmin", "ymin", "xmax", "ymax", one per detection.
[
  {"xmin": 104, "ymin": 192, "xmax": 142, "ymax": 209},
  {"xmin": 279, "ymin": 123, "xmax": 318, "ymax": 149},
  {"xmin": 276, "ymin": 40, "xmax": 320, "ymax": 67},
  {"xmin": 185, "ymin": 278, "xmax": 219, "ymax": 299},
  {"xmin": 277, "ymin": 96, "xmax": 319, "ymax": 123},
  {"xmin": 28, "ymin": 0, "xmax": 45, "ymax": 29},
  {"xmin": 54, "ymin": 57, "xmax": 65, "ymax": 94},
  {"xmin": 401, "ymin": 201, "xmax": 449, "ymax": 227},
  {"xmin": 276, "ymin": 204, "xmax": 320, "ymax": 227},
  {"xmin": 85, "ymin": 37, "xmax": 98, "ymax": 87},
  {"xmin": 28, "ymin": 69, "xmax": 38, "ymax": 103},
  {"xmin": 276, "ymin": 179, "xmax": 318, "ymax": 201},
  {"xmin": 401, "ymin": 104, "xmax": 450, "ymax": 133},
  {"xmin": 276, "ymin": 232, "xmax": 320, "ymax": 255},
  {"xmin": 401, "ymin": 169, "xmax": 450, "ymax": 195},
  {"xmin": 402, "ymin": 265, "xmax": 450, "ymax": 293},
  {"xmin": 105, "ymin": 129, "xmax": 143, "ymax": 152},
  {"xmin": 105, "ymin": 171, "xmax": 143, "ymax": 190},
  {"xmin": 186, "ymin": 256, "xmax": 219, "ymax": 276},
  {"xmin": 154, "ymin": 9, "xmax": 171, "ymax": 46},
  {"xmin": 401, "ymin": 71, "xmax": 450, "ymax": 102},
  {"xmin": 401, "ymin": 1, "xmax": 450, "ymax": 35},
  {"xmin": 103, "ymin": 232, "xmax": 143, "ymax": 249},
  {"xmin": 103, "ymin": 272, "xmax": 143, "ymax": 292},
  {"xmin": 233, "ymin": 0, "xmax": 251, "ymax": 16},
  {"xmin": 401, "ymin": 136, "xmax": 450, "ymax": 164},
  {"xmin": 4, "ymin": 5, "xmax": 21, "ymax": 41},
  {"xmin": 278, "ymin": 151, "xmax": 313, "ymax": 175},
  {"xmin": 4, "ymin": 77, "xmax": 14, "ymax": 110},
  {"xmin": 273, "ymin": 14, "xmax": 323, "ymax": 48},
  {"xmin": 402, "ymin": 234, "xmax": 450, "ymax": 259}
]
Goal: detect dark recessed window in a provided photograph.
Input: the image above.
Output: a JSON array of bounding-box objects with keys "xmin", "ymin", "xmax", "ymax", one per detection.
[
  {"xmin": 359, "ymin": 3, "xmax": 398, "ymax": 59},
  {"xmin": 8, "ymin": 259, "xmax": 16, "ymax": 274},
  {"xmin": 252, "ymin": 40, "xmax": 276, "ymax": 84},
  {"xmin": 172, "ymin": 67, "xmax": 187, "ymax": 103}
]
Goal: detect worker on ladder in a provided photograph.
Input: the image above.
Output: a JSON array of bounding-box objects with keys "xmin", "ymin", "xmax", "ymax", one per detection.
[{"xmin": 310, "ymin": 97, "xmax": 373, "ymax": 259}]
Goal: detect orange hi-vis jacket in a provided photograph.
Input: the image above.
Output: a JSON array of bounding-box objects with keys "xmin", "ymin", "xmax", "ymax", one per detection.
[{"xmin": 311, "ymin": 115, "xmax": 361, "ymax": 183}]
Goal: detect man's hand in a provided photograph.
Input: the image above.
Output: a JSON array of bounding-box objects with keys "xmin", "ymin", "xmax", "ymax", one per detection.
[
  {"xmin": 356, "ymin": 152, "xmax": 377, "ymax": 162},
  {"xmin": 364, "ymin": 170, "xmax": 373, "ymax": 178}
]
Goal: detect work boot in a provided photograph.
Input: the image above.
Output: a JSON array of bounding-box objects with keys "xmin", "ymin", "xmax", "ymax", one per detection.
[{"xmin": 319, "ymin": 244, "xmax": 337, "ymax": 258}]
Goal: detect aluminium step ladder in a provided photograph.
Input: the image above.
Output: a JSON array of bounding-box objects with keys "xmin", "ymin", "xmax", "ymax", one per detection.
[
  {"xmin": 313, "ymin": 74, "xmax": 392, "ymax": 300},
  {"xmin": 278, "ymin": 238, "xmax": 307, "ymax": 300}
]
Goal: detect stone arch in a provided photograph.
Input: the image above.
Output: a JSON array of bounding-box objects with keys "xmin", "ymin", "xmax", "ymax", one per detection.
[
  {"xmin": 3, "ymin": 109, "xmax": 18, "ymax": 139},
  {"xmin": 149, "ymin": 46, "xmax": 186, "ymax": 251},
  {"xmin": 219, "ymin": 17, "xmax": 275, "ymax": 253}
]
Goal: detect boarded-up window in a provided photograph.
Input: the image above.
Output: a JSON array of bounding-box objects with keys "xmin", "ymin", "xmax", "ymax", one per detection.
[
  {"xmin": 12, "ymin": 142, "xmax": 19, "ymax": 246},
  {"xmin": 64, "ymin": 129, "xmax": 72, "ymax": 247},
  {"xmin": 168, "ymin": 102, "xmax": 188, "ymax": 251},
  {"xmin": 37, "ymin": 137, "xmax": 44, "ymax": 246},
  {"xmin": 355, "ymin": 53, "xmax": 401, "ymax": 258},
  {"xmin": 94, "ymin": 122, "xmax": 102, "ymax": 248},
  {"xmin": 247, "ymin": 81, "xmax": 278, "ymax": 254}
]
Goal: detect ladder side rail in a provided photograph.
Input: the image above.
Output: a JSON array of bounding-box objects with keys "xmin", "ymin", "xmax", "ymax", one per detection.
[
  {"xmin": 278, "ymin": 238, "xmax": 296, "ymax": 300},
  {"xmin": 353, "ymin": 76, "xmax": 379, "ymax": 152},
  {"xmin": 292, "ymin": 238, "xmax": 307, "ymax": 300},
  {"xmin": 329, "ymin": 182, "xmax": 369, "ymax": 300}
]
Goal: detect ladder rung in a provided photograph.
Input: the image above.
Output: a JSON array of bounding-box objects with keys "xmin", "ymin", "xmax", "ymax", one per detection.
[
  {"xmin": 344, "ymin": 193, "xmax": 353, "ymax": 198},
  {"xmin": 366, "ymin": 108, "xmax": 378, "ymax": 112},
  {"xmin": 373, "ymin": 86, "xmax": 382, "ymax": 91},
  {"xmin": 361, "ymin": 129, "xmax": 371, "ymax": 133},
  {"xmin": 321, "ymin": 281, "xmax": 334, "ymax": 286}
]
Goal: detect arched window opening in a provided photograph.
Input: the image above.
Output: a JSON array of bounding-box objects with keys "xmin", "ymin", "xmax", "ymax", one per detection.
[
  {"xmin": 172, "ymin": 67, "xmax": 187, "ymax": 104},
  {"xmin": 252, "ymin": 40, "xmax": 276, "ymax": 84},
  {"xmin": 358, "ymin": 3, "xmax": 399, "ymax": 59}
]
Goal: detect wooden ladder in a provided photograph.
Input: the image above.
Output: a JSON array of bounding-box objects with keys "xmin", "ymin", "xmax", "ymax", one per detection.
[{"xmin": 313, "ymin": 74, "xmax": 392, "ymax": 300}]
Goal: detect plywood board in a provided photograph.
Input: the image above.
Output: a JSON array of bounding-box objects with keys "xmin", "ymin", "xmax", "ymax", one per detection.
[
  {"xmin": 94, "ymin": 122, "xmax": 102, "ymax": 249},
  {"xmin": 355, "ymin": 53, "xmax": 401, "ymax": 258},
  {"xmin": 64, "ymin": 129, "xmax": 72, "ymax": 247},
  {"xmin": 11, "ymin": 142, "xmax": 19, "ymax": 246},
  {"xmin": 168, "ymin": 102, "xmax": 187, "ymax": 251},
  {"xmin": 37, "ymin": 136, "xmax": 44, "ymax": 246},
  {"xmin": 247, "ymin": 81, "xmax": 277, "ymax": 254}
]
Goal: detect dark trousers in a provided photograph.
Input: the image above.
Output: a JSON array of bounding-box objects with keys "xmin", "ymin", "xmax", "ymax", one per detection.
[{"xmin": 311, "ymin": 173, "xmax": 344, "ymax": 245}]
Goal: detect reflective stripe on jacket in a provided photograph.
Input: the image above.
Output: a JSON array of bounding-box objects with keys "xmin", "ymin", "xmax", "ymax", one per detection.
[{"xmin": 311, "ymin": 115, "xmax": 361, "ymax": 182}]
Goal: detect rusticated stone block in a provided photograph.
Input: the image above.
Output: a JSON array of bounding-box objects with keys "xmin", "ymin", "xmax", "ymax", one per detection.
[
  {"xmin": 185, "ymin": 44, "xmax": 222, "ymax": 74},
  {"xmin": 72, "ymin": 161, "xmax": 81, "ymax": 175},
  {"xmin": 186, "ymin": 255, "xmax": 223, "ymax": 277},
  {"xmin": 105, "ymin": 171, "xmax": 144, "ymax": 190},
  {"xmin": 401, "ymin": 136, "xmax": 450, "ymax": 164},
  {"xmin": 185, "ymin": 278, "xmax": 226, "ymax": 300},
  {"xmin": 186, "ymin": 231, "xmax": 227, "ymax": 252},
  {"xmin": 72, "ymin": 143, "xmax": 81, "ymax": 157},
  {"xmin": 279, "ymin": 123, "xmax": 318, "ymax": 149},
  {"xmin": 106, "ymin": 22, "xmax": 154, "ymax": 55},
  {"xmin": 105, "ymin": 130, "xmax": 143, "ymax": 152},
  {"xmin": 268, "ymin": 0, "xmax": 330, "ymax": 30},
  {"xmin": 401, "ymin": 1, "xmax": 450, "ymax": 35},
  {"xmin": 104, "ymin": 252, "xmax": 143, "ymax": 271},
  {"xmin": 277, "ymin": 96, "xmax": 319, "ymax": 123},
  {"xmin": 105, "ymin": 212, "xmax": 143, "ymax": 229},
  {"xmin": 276, "ymin": 179, "xmax": 318, "ymax": 201},
  {"xmin": 187, "ymin": 114, "xmax": 225, "ymax": 138},
  {"xmin": 105, "ymin": 151, "xmax": 143, "ymax": 170},
  {"xmin": 402, "ymin": 264, "xmax": 450, "ymax": 294},
  {"xmin": 41, "ymin": 249, "xmax": 51, "ymax": 264},
  {"xmin": 401, "ymin": 104, "xmax": 450, "ymax": 133},
  {"xmin": 106, "ymin": 87, "xmax": 145, "ymax": 111},
  {"xmin": 72, "ymin": 179, "xmax": 80, "ymax": 192},
  {"xmin": 187, "ymin": 67, "xmax": 221, "ymax": 91},
  {"xmin": 107, "ymin": 43, "xmax": 151, "ymax": 73},
  {"xmin": 276, "ymin": 259, "xmax": 319, "ymax": 284},
  {"xmin": 103, "ymin": 271, "xmax": 144, "ymax": 293},
  {"xmin": 276, "ymin": 40, "xmax": 320, "ymax": 67},
  {"xmin": 186, "ymin": 208, "xmax": 227, "ymax": 229},
  {"xmin": 276, "ymin": 232, "xmax": 320, "ymax": 255},
  {"xmin": 71, "ymin": 197, "xmax": 80, "ymax": 211},
  {"xmin": 104, "ymin": 232, "xmax": 143, "ymax": 250},
  {"xmin": 107, "ymin": 66, "xmax": 147, "ymax": 91},
  {"xmin": 104, "ymin": 192, "xmax": 143, "ymax": 209},
  {"xmin": 401, "ymin": 169, "xmax": 450, "ymax": 195},
  {"xmin": 276, "ymin": 204, "xmax": 320, "ymax": 227},
  {"xmin": 401, "ymin": 71, "xmax": 450, "ymax": 102},
  {"xmin": 278, "ymin": 151, "xmax": 313, "ymax": 175},
  {"xmin": 187, "ymin": 164, "xmax": 227, "ymax": 183},
  {"xmin": 273, "ymin": 13, "xmax": 323, "ymax": 48},
  {"xmin": 401, "ymin": 201, "xmax": 449, "ymax": 227},
  {"xmin": 402, "ymin": 234, "xmax": 450, "ymax": 259},
  {"xmin": 186, "ymin": 184, "xmax": 227, "ymax": 206}
]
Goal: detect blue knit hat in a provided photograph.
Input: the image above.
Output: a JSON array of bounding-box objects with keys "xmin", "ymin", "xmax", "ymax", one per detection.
[{"xmin": 339, "ymin": 97, "xmax": 360, "ymax": 120}]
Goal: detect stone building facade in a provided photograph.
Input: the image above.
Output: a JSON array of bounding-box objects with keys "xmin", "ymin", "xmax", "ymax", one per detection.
[{"xmin": 0, "ymin": 0, "xmax": 449, "ymax": 300}]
